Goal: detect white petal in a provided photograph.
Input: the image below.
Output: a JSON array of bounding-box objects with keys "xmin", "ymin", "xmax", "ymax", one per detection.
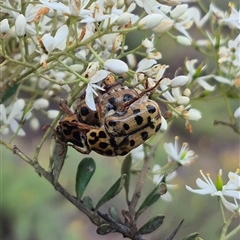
[
  {"xmin": 138, "ymin": 14, "xmax": 163, "ymax": 30},
  {"xmin": 54, "ymin": 25, "xmax": 68, "ymax": 50},
  {"xmin": 170, "ymin": 4, "xmax": 188, "ymax": 19},
  {"xmin": 171, "ymin": 76, "xmax": 189, "ymax": 87},
  {"xmin": 197, "ymin": 78, "xmax": 215, "ymax": 91},
  {"xmin": 90, "ymin": 70, "xmax": 109, "ymax": 84},
  {"xmin": 85, "ymin": 84, "xmax": 96, "ymax": 111},
  {"xmin": 10, "ymin": 119, "xmax": 26, "ymax": 136},
  {"xmin": 15, "ymin": 14, "xmax": 27, "ymax": 37},
  {"xmin": 39, "ymin": 0, "xmax": 70, "ymax": 14},
  {"xmin": 186, "ymin": 185, "xmax": 214, "ymax": 195},
  {"xmin": 234, "ymin": 107, "xmax": 240, "ymax": 118},
  {"xmin": 7, "ymin": 99, "xmax": 25, "ymax": 123},
  {"xmin": 213, "ymin": 76, "xmax": 231, "ymax": 85},
  {"xmin": 137, "ymin": 59, "xmax": 157, "ymax": 72},
  {"xmin": 41, "ymin": 33, "xmax": 55, "ymax": 53},
  {"xmin": 0, "ymin": 104, "xmax": 7, "ymax": 122},
  {"xmin": 104, "ymin": 59, "xmax": 129, "ymax": 74},
  {"xmin": 160, "ymin": 116, "xmax": 168, "ymax": 131}
]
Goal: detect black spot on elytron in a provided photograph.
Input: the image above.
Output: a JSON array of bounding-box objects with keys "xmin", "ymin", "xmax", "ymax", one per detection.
[
  {"xmin": 133, "ymin": 109, "xmax": 140, "ymax": 114},
  {"xmin": 130, "ymin": 140, "xmax": 135, "ymax": 146},
  {"xmin": 109, "ymin": 138, "xmax": 117, "ymax": 147},
  {"xmin": 105, "ymin": 149, "xmax": 114, "ymax": 155},
  {"xmin": 119, "ymin": 151, "xmax": 128, "ymax": 156},
  {"xmin": 94, "ymin": 112, "xmax": 99, "ymax": 120},
  {"xmin": 90, "ymin": 131, "xmax": 97, "ymax": 137},
  {"xmin": 141, "ymin": 131, "xmax": 148, "ymax": 140},
  {"xmin": 123, "ymin": 93, "xmax": 134, "ymax": 102},
  {"xmin": 123, "ymin": 123, "xmax": 130, "ymax": 130},
  {"xmin": 107, "ymin": 103, "xmax": 116, "ymax": 111},
  {"xmin": 99, "ymin": 142, "xmax": 109, "ymax": 149},
  {"xmin": 155, "ymin": 123, "xmax": 161, "ymax": 132},
  {"xmin": 89, "ymin": 137, "xmax": 99, "ymax": 145},
  {"xmin": 108, "ymin": 120, "xmax": 117, "ymax": 126},
  {"xmin": 108, "ymin": 97, "xmax": 116, "ymax": 105},
  {"xmin": 147, "ymin": 116, "xmax": 155, "ymax": 129},
  {"xmin": 73, "ymin": 131, "xmax": 81, "ymax": 141},
  {"xmin": 99, "ymin": 130, "xmax": 107, "ymax": 138},
  {"xmin": 135, "ymin": 115, "xmax": 143, "ymax": 125},
  {"xmin": 147, "ymin": 104, "xmax": 156, "ymax": 114},
  {"xmin": 80, "ymin": 106, "xmax": 90, "ymax": 116}
]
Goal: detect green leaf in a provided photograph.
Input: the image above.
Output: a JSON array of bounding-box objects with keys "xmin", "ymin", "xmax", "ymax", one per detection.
[
  {"xmin": 108, "ymin": 205, "xmax": 122, "ymax": 223},
  {"xmin": 121, "ymin": 154, "xmax": 132, "ymax": 203},
  {"xmin": 139, "ymin": 215, "xmax": 165, "ymax": 235},
  {"xmin": 50, "ymin": 142, "xmax": 67, "ymax": 187},
  {"xmin": 166, "ymin": 219, "xmax": 184, "ymax": 240},
  {"xmin": 182, "ymin": 232, "xmax": 200, "ymax": 240},
  {"xmin": 75, "ymin": 157, "xmax": 96, "ymax": 200},
  {"xmin": 82, "ymin": 196, "xmax": 94, "ymax": 211},
  {"xmin": 96, "ymin": 224, "xmax": 113, "ymax": 235},
  {"xmin": 0, "ymin": 83, "xmax": 20, "ymax": 103},
  {"xmin": 95, "ymin": 174, "xmax": 126, "ymax": 210},
  {"xmin": 136, "ymin": 182, "xmax": 166, "ymax": 219}
]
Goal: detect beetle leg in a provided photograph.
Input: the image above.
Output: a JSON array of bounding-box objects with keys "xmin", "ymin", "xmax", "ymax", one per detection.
[
  {"xmin": 59, "ymin": 99, "xmax": 74, "ymax": 116},
  {"xmin": 71, "ymin": 144, "xmax": 91, "ymax": 154}
]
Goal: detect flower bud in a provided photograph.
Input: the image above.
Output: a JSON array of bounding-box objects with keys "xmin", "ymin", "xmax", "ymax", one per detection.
[
  {"xmin": 0, "ymin": 19, "xmax": 10, "ymax": 38},
  {"xmin": 152, "ymin": 19, "xmax": 173, "ymax": 34},
  {"xmin": 47, "ymin": 110, "xmax": 59, "ymax": 119},
  {"xmin": 117, "ymin": 12, "xmax": 131, "ymax": 26},
  {"xmin": 170, "ymin": 4, "xmax": 188, "ymax": 19},
  {"xmin": 33, "ymin": 98, "xmax": 49, "ymax": 110},
  {"xmin": 176, "ymin": 36, "xmax": 192, "ymax": 46},
  {"xmin": 183, "ymin": 108, "xmax": 201, "ymax": 121},
  {"xmin": 15, "ymin": 14, "xmax": 27, "ymax": 37},
  {"xmin": 138, "ymin": 14, "xmax": 163, "ymax": 30},
  {"xmin": 104, "ymin": 59, "xmax": 128, "ymax": 74}
]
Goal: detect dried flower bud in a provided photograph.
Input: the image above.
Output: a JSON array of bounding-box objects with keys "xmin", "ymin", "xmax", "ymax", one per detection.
[
  {"xmin": 0, "ymin": 19, "xmax": 10, "ymax": 38},
  {"xmin": 15, "ymin": 14, "xmax": 27, "ymax": 37}
]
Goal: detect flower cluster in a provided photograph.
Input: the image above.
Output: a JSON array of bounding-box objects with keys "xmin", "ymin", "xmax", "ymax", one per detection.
[{"xmin": 0, "ymin": 0, "xmax": 239, "ymax": 137}]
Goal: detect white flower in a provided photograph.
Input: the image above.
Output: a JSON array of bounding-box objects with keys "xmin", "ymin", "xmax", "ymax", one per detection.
[
  {"xmin": 152, "ymin": 164, "xmax": 177, "ymax": 201},
  {"xmin": 164, "ymin": 136, "xmax": 197, "ymax": 165},
  {"xmin": 131, "ymin": 144, "xmax": 144, "ymax": 164},
  {"xmin": 186, "ymin": 169, "xmax": 240, "ymax": 212},
  {"xmin": 104, "ymin": 59, "xmax": 129, "ymax": 75},
  {"xmin": 186, "ymin": 59, "xmax": 215, "ymax": 91},
  {"xmin": 85, "ymin": 70, "xmax": 109, "ymax": 110},
  {"xmin": 0, "ymin": 99, "xmax": 30, "ymax": 136},
  {"xmin": 40, "ymin": 25, "xmax": 69, "ymax": 63},
  {"xmin": 220, "ymin": 4, "xmax": 240, "ymax": 29},
  {"xmin": 170, "ymin": 76, "xmax": 189, "ymax": 88}
]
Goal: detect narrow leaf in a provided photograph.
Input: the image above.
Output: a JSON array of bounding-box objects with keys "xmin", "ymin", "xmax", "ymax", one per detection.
[
  {"xmin": 0, "ymin": 83, "xmax": 20, "ymax": 103},
  {"xmin": 121, "ymin": 154, "xmax": 132, "ymax": 203},
  {"xmin": 136, "ymin": 182, "xmax": 166, "ymax": 218},
  {"xmin": 182, "ymin": 232, "xmax": 200, "ymax": 240},
  {"xmin": 166, "ymin": 219, "xmax": 184, "ymax": 240},
  {"xmin": 95, "ymin": 174, "xmax": 126, "ymax": 210},
  {"xmin": 108, "ymin": 205, "xmax": 122, "ymax": 223},
  {"xmin": 96, "ymin": 224, "xmax": 113, "ymax": 235},
  {"xmin": 75, "ymin": 157, "xmax": 96, "ymax": 200},
  {"xmin": 139, "ymin": 215, "xmax": 165, "ymax": 235},
  {"xmin": 82, "ymin": 196, "xmax": 94, "ymax": 211}
]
